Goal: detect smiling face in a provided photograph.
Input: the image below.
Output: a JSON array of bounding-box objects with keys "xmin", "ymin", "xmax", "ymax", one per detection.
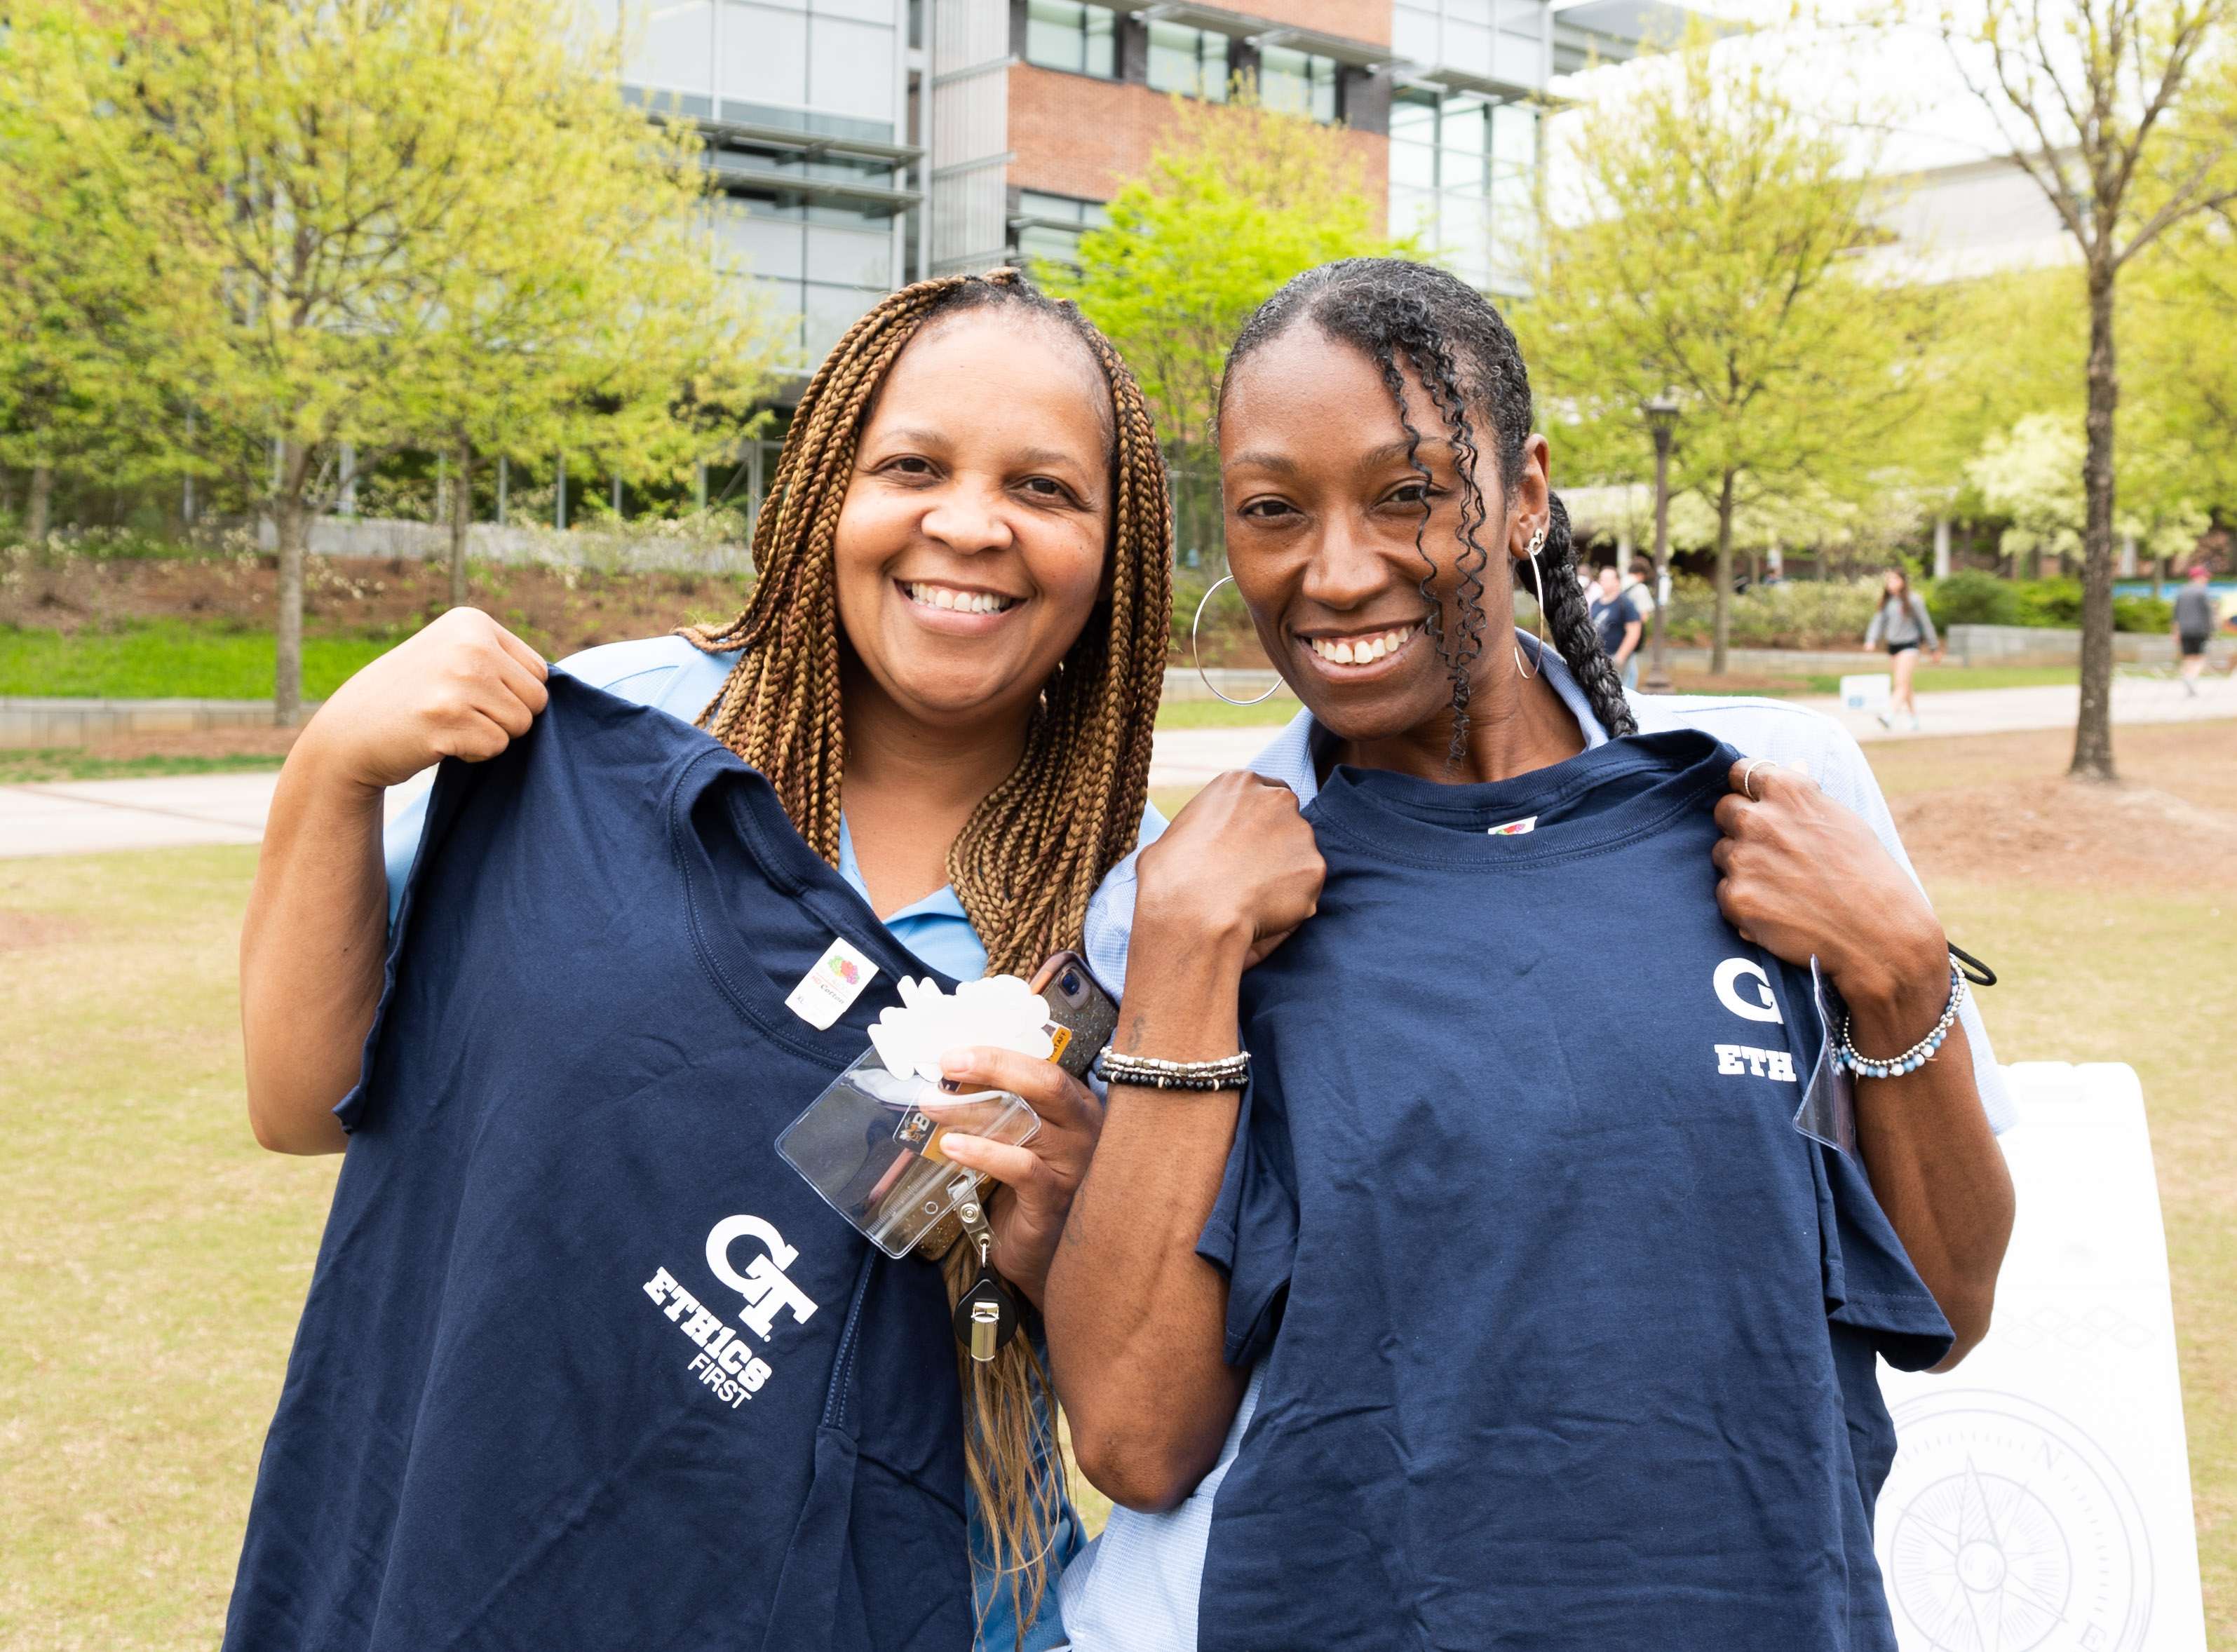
[
  {"xmin": 832, "ymin": 310, "xmax": 1112, "ymax": 730},
  {"xmin": 1218, "ymin": 323, "xmax": 1551, "ymax": 752}
]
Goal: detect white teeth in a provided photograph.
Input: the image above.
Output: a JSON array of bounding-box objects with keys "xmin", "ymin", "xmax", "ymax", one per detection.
[
  {"xmin": 1309, "ymin": 623, "xmax": 1414, "ymax": 665},
  {"xmin": 906, "ymin": 581, "xmax": 1013, "ymax": 615}
]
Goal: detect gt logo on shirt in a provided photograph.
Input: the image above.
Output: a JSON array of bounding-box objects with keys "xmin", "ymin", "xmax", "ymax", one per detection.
[
  {"xmin": 1716, "ymin": 1043, "xmax": 1797, "ymax": 1083},
  {"xmin": 642, "ymin": 1214, "xmax": 820, "ymax": 1411},
  {"xmin": 1712, "ymin": 958, "xmax": 1783, "ymax": 1024}
]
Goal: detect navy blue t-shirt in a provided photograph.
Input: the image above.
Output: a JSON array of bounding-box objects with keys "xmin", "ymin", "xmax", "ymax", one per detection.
[
  {"xmin": 224, "ymin": 674, "xmax": 974, "ymax": 1652},
  {"xmin": 1197, "ymin": 730, "xmax": 1952, "ymax": 1651}
]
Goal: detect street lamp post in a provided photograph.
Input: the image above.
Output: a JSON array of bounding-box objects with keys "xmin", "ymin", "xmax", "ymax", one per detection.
[{"xmin": 1642, "ymin": 393, "xmax": 1681, "ymax": 695}]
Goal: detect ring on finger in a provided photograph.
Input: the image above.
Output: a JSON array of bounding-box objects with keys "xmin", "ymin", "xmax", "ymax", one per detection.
[{"xmin": 1741, "ymin": 758, "xmax": 1780, "ymax": 802}]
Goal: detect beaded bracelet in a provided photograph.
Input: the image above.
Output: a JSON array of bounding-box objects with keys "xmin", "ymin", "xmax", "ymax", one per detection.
[
  {"xmin": 1835, "ymin": 961, "xmax": 1969, "ymax": 1079},
  {"xmin": 1094, "ymin": 1049, "xmax": 1252, "ymax": 1092}
]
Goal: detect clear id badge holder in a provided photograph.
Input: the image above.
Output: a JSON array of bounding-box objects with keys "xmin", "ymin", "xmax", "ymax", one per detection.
[
  {"xmin": 1791, "ymin": 956, "xmax": 1858, "ymax": 1158},
  {"xmin": 777, "ymin": 1052, "xmax": 1039, "ymax": 1259}
]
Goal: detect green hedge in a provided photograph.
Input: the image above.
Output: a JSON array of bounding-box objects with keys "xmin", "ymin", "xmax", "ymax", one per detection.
[
  {"xmin": 0, "ymin": 621, "xmax": 399, "ymax": 699},
  {"xmin": 1928, "ymin": 572, "xmax": 2170, "ymax": 633}
]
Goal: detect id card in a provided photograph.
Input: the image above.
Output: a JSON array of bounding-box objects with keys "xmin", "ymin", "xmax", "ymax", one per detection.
[
  {"xmin": 776, "ymin": 1050, "xmax": 1039, "ymax": 1257},
  {"xmin": 1791, "ymin": 956, "xmax": 1858, "ymax": 1158}
]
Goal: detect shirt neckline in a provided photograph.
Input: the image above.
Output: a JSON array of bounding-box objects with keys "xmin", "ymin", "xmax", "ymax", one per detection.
[
  {"xmin": 1308, "ymin": 729, "xmax": 1730, "ymax": 869},
  {"xmin": 1250, "ymin": 630, "xmax": 1613, "ymax": 808},
  {"xmin": 668, "ymin": 747, "xmax": 958, "ymax": 1066}
]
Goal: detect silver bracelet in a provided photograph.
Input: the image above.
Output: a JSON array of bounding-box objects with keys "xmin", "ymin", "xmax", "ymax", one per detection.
[
  {"xmin": 1094, "ymin": 1049, "xmax": 1252, "ymax": 1092},
  {"xmin": 1835, "ymin": 962, "xmax": 1968, "ymax": 1080}
]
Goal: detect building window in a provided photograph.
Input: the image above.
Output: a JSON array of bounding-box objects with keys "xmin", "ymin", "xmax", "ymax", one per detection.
[
  {"xmin": 1147, "ymin": 20, "xmax": 1230, "ymax": 101},
  {"xmin": 1025, "ymin": 0, "xmax": 1117, "ymax": 79},
  {"xmin": 1013, "ymin": 190, "xmax": 1109, "ymax": 268},
  {"xmin": 1389, "ymin": 91, "xmax": 1538, "ymax": 292},
  {"xmin": 1258, "ymin": 45, "xmax": 1338, "ymax": 122}
]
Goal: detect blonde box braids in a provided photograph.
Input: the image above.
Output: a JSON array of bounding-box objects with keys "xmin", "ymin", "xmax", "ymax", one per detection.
[
  {"xmin": 680, "ymin": 269, "xmax": 1172, "ymax": 1637},
  {"xmin": 684, "ymin": 269, "xmax": 1170, "ymax": 976}
]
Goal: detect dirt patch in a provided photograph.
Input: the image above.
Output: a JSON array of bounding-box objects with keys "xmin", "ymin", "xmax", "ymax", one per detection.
[
  {"xmin": 1893, "ymin": 777, "xmax": 2237, "ymax": 891},
  {"xmin": 0, "ymin": 910, "xmax": 87, "ymax": 952},
  {"xmin": 77, "ymin": 727, "xmax": 304, "ymax": 762}
]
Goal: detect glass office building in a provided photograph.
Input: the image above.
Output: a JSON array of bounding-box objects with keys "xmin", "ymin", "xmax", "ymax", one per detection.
[
  {"xmin": 1387, "ymin": 0, "xmax": 1546, "ymax": 295},
  {"xmin": 603, "ymin": 0, "xmax": 916, "ymax": 367}
]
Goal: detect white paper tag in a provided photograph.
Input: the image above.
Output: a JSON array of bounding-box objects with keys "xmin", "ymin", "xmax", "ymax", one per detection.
[
  {"xmin": 785, "ymin": 936, "xmax": 879, "ymax": 1031},
  {"xmin": 1487, "ymin": 815, "xmax": 1538, "ymax": 837}
]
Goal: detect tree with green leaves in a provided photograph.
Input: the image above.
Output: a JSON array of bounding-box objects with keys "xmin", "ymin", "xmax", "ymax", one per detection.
[
  {"xmin": 2125, "ymin": 203, "xmax": 2237, "ymax": 548},
  {"xmin": 0, "ymin": 10, "xmax": 181, "ymax": 541},
  {"xmin": 1048, "ymin": 91, "xmax": 1411, "ymax": 557},
  {"xmin": 1529, "ymin": 28, "xmax": 1938, "ymax": 673},
  {"xmin": 1921, "ymin": 0, "xmax": 2237, "ymax": 780},
  {"xmin": 32, "ymin": 0, "xmax": 775, "ymax": 722}
]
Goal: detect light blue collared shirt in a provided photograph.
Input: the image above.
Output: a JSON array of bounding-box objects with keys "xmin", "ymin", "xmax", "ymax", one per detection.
[{"xmin": 1060, "ymin": 632, "xmax": 2014, "ymax": 1652}]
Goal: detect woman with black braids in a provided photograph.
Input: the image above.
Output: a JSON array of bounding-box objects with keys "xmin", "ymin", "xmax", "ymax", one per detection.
[
  {"xmin": 236, "ymin": 271, "xmax": 1168, "ymax": 1651},
  {"xmin": 1046, "ymin": 259, "xmax": 2016, "ymax": 1651}
]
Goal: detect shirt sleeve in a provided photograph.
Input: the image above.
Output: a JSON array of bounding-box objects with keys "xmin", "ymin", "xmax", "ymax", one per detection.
[
  {"xmin": 1863, "ymin": 607, "xmax": 1885, "ymax": 649},
  {"xmin": 1913, "ymin": 595, "xmax": 1938, "ymax": 649},
  {"xmin": 1197, "ymin": 1075, "xmax": 1299, "ymax": 1369}
]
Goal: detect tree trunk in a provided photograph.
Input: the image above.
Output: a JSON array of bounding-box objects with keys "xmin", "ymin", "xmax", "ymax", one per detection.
[
  {"xmin": 1710, "ymin": 470, "xmax": 1736, "ymax": 676},
  {"xmin": 27, "ymin": 456, "xmax": 53, "ymax": 543},
  {"xmin": 2071, "ymin": 260, "xmax": 2119, "ymax": 783},
  {"xmin": 273, "ymin": 440, "xmax": 309, "ymax": 727},
  {"xmin": 450, "ymin": 438, "xmax": 473, "ymax": 611}
]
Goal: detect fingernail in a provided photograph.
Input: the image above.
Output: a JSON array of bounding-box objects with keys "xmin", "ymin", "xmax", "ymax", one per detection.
[{"xmin": 940, "ymin": 1049, "xmax": 972, "ymax": 1074}]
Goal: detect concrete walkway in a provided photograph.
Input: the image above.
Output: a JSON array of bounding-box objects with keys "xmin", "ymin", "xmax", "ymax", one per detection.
[
  {"xmin": 1826, "ymin": 674, "xmax": 2237, "ymax": 743},
  {"xmin": 1147, "ymin": 675, "xmax": 2237, "ymax": 788},
  {"xmin": 4, "ymin": 676, "xmax": 2229, "ymax": 856},
  {"xmin": 0, "ymin": 767, "xmax": 433, "ymax": 860}
]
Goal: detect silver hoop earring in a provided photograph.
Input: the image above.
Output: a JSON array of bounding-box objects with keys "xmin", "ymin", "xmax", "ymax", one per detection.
[
  {"xmin": 1191, "ymin": 575, "xmax": 1283, "ymax": 706},
  {"xmin": 1513, "ymin": 522, "xmax": 1550, "ymax": 681}
]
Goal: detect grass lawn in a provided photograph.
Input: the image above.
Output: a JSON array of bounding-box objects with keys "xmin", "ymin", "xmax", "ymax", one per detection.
[
  {"xmin": 1802, "ymin": 665, "xmax": 2081, "ymax": 695},
  {"xmin": 2, "ymin": 723, "xmax": 2231, "ymax": 1646},
  {"xmin": 0, "ymin": 847, "xmax": 339, "ymax": 1651},
  {"xmin": 0, "ymin": 621, "xmax": 396, "ymax": 700},
  {"xmin": 1156, "ymin": 695, "xmax": 1305, "ymax": 729}
]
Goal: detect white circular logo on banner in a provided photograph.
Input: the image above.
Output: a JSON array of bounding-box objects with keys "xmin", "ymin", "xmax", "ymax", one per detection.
[{"xmin": 1877, "ymin": 1390, "xmax": 2151, "ymax": 1652}]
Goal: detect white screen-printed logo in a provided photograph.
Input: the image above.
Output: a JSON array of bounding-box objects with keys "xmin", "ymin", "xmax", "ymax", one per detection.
[
  {"xmin": 1713, "ymin": 957, "xmax": 1784, "ymax": 1024},
  {"xmin": 705, "ymin": 1214, "xmax": 820, "ymax": 1339}
]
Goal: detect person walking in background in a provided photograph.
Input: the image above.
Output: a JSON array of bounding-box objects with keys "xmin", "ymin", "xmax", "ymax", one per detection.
[
  {"xmin": 1625, "ymin": 557, "xmax": 1656, "ymax": 689},
  {"xmin": 1864, "ymin": 566, "xmax": 1939, "ymax": 731},
  {"xmin": 1590, "ymin": 563, "xmax": 1643, "ymax": 691},
  {"xmin": 2173, "ymin": 564, "xmax": 2218, "ymax": 696}
]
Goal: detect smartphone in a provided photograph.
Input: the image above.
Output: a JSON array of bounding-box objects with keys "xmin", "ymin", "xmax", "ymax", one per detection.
[{"xmin": 1028, "ymin": 950, "xmax": 1119, "ymax": 1080}]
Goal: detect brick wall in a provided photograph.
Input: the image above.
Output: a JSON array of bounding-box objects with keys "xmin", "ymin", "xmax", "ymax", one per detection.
[
  {"xmin": 1007, "ymin": 65, "xmax": 1390, "ymax": 219},
  {"xmin": 1247, "ymin": 0, "xmax": 1391, "ymax": 46}
]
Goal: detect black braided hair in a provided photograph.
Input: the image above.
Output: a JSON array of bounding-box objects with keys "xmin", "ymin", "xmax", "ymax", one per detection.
[{"xmin": 1221, "ymin": 259, "xmax": 1637, "ymax": 747}]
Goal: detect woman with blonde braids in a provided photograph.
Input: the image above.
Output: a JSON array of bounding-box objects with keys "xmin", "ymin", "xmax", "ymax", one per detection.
[{"xmin": 234, "ymin": 269, "xmax": 1172, "ymax": 1651}]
